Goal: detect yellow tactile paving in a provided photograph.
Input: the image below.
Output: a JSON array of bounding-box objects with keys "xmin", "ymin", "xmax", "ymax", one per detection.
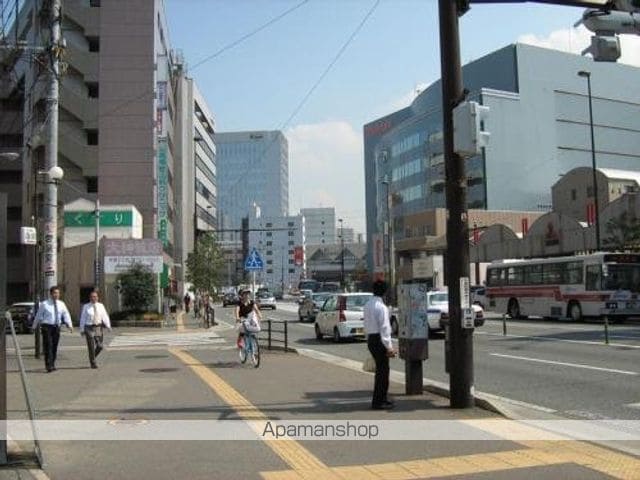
[{"xmin": 172, "ymin": 348, "xmax": 640, "ymax": 480}]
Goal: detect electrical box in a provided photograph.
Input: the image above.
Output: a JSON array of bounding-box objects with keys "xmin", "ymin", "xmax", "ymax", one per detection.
[{"xmin": 453, "ymin": 101, "xmax": 490, "ymax": 158}]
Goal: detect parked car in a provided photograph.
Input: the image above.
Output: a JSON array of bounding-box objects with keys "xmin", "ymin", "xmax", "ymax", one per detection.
[
  {"xmin": 426, "ymin": 291, "xmax": 484, "ymax": 333},
  {"xmin": 255, "ymin": 291, "xmax": 277, "ymax": 310},
  {"xmin": 298, "ymin": 292, "xmax": 332, "ymax": 322},
  {"xmin": 7, "ymin": 302, "xmax": 35, "ymax": 334},
  {"xmin": 314, "ymin": 293, "xmax": 373, "ymax": 342},
  {"xmin": 222, "ymin": 292, "xmax": 239, "ymax": 307},
  {"xmin": 470, "ymin": 285, "xmax": 487, "ymax": 309},
  {"xmin": 297, "ymin": 289, "xmax": 314, "ymax": 304}
]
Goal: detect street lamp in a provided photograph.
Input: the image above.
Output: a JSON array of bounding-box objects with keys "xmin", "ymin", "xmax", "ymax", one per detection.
[
  {"xmin": 578, "ymin": 70, "xmax": 601, "ymax": 251},
  {"xmin": 338, "ymin": 218, "xmax": 345, "ymax": 290}
]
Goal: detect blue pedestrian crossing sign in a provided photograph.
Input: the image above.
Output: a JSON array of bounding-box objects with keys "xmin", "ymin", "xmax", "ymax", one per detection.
[{"xmin": 244, "ymin": 248, "xmax": 264, "ymax": 271}]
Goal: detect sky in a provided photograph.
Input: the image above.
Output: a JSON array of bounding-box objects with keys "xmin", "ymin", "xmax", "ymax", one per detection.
[{"xmin": 164, "ymin": 0, "xmax": 640, "ymax": 236}]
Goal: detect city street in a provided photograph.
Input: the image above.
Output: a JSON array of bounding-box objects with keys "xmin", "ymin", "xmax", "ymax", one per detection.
[
  {"xmin": 261, "ymin": 301, "xmax": 640, "ymax": 421},
  {"xmin": 4, "ymin": 310, "xmax": 640, "ymax": 480}
]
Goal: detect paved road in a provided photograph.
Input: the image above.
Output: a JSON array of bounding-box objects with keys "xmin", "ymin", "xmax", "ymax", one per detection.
[{"xmin": 234, "ymin": 301, "xmax": 640, "ymax": 421}]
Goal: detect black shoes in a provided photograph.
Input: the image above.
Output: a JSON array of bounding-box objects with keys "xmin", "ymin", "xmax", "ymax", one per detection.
[
  {"xmin": 91, "ymin": 363, "xmax": 98, "ymax": 369},
  {"xmin": 371, "ymin": 401, "xmax": 394, "ymax": 410}
]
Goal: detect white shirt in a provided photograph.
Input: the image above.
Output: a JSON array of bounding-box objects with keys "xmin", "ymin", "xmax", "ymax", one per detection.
[
  {"xmin": 79, "ymin": 302, "xmax": 111, "ymax": 330},
  {"xmin": 363, "ymin": 295, "xmax": 392, "ymax": 350},
  {"xmin": 33, "ymin": 299, "xmax": 72, "ymax": 329}
]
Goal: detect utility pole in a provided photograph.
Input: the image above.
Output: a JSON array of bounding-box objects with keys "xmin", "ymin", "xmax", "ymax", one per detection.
[
  {"xmin": 438, "ymin": 0, "xmax": 474, "ymax": 408},
  {"xmin": 42, "ymin": 0, "xmax": 63, "ymax": 294},
  {"xmin": 339, "ymin": 218, "xmax": 345, "ymax": 290},
  {"xmin": 94, "ymin": 198, "xmax": 100, "ymax": 288}
]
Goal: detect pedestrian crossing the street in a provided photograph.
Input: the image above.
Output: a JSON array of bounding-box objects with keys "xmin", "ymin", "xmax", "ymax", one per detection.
[{"xmin": 108, "ymin": 330, "xmax": 227, "ymax": 349}]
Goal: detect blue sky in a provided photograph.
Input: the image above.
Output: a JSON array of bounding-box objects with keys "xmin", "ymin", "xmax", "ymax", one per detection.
[{"xmin": 163, "ymin": 0, "xmax": 638, "ymax": 235}]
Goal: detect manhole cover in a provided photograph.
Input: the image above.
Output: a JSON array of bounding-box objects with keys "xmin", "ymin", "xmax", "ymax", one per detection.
[
  {"xmin": 135, "ymin": 354, "xmax": 170, "ymax": 359},
  {"xmin": 139, "ymin": 367, "xmax": 180, "ymax": 373}
]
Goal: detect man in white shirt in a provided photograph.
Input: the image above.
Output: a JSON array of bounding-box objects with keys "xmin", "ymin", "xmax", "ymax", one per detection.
[
  {"xmin": 33, "ymin": 286, "xmax": 73, "ymax": 372},
  {"xmin": 79, "ymin": 290, "xmax": 112, "ymax": 369},
  {"xmin": 363, "ymin": 280, "xmax": 396, "ymax": 410}
]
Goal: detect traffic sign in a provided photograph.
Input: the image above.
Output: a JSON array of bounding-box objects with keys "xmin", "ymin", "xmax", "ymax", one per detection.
[{"xmin": 244, "ymin": 248, "xmax": 264, "ymax": 271}]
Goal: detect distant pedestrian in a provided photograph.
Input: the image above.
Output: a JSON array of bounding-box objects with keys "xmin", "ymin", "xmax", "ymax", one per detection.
[
  {"xmin": 363, "ymin": 280, "xmax": 396, "ymax": 410},
  {"xmin": 203, "ymin": 294, "xmax": 216, "ymax": 328},
  {"xmin": 184, "ymin": 293, "xmax": 191, "ymax": 314},
  {"xmin": 79, "ymin": 290, "xmax": 112, "ymax": 369},
  {"xmin": 194, "ymin": 293, "xmax": 201, "ymax": 320},
  {"xmin": 33, "ymin": 286, "xmax": 73, "ymax": 373}
]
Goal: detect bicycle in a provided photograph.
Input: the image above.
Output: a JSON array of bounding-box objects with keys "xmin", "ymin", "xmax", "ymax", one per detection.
[{"xmin": 238, "ymin": 320, "xmax": 260, "ymax": 368}]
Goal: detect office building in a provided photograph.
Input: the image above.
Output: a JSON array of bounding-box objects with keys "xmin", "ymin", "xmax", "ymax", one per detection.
[
  {"xmin": 364, "ymin": 43, "xmax": 640, "ymax": 276},
  {"xmin": 216, "ymin": 131, "xmax": 288, "ymax": 236},
  {"xmin": 300, "ymin": 207, "xmax": 335, "ymax": 245}
]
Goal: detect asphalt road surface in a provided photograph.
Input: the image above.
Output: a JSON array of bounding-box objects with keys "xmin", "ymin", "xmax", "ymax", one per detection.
[{"xmin": 222, "ymin": 301, "xmax": 640, "ymax": 421}]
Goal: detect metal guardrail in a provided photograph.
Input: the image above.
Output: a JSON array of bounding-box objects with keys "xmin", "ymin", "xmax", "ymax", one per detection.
[{"xmin": 264, "ymin": 318, "xmax": 289, "ymax": 353}]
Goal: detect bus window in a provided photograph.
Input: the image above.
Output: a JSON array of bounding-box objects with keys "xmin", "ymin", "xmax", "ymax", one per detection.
[
  {"xmin": 507, "ymin": 266, "xmax": 524, "ymax": 285},
  {"xmin": 524, "ymin": 264, "xmax": 542, "ymax": 285},
  {"xmin": 565, "ymin": 262, "xmax": 584, "ymax": 284},
  {"xmin": 487, "ymin": 268, "xmax": 502, "ymax": 286},
  {"xmin": 586, "ymin": 265, "xmax": 602, "ymax": 291}
]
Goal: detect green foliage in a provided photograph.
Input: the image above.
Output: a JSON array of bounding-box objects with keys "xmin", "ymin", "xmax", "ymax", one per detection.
[
  {"xmin": 185, "ymin": 233, "xmax": 225, "ymax": 294},
  {"xmin": 117, "ymin": 263, "xmax": 156, "ymax": 312},
  {"xmin": 603, "ymin": 212, "xmax": 640, "ymax": 251}
]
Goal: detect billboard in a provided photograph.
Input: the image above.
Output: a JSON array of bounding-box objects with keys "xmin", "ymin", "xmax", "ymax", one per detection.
[{"xmin": 157, "ymin": 138, "xmax": 169, "ymax": 246}]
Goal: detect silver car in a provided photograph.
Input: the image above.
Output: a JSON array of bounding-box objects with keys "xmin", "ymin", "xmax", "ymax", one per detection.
[{"xmin": 255, "ymin": 292, "xmax": 277, "ymax": 310}]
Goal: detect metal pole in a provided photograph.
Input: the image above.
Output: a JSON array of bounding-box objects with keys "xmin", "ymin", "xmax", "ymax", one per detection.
[
  {"xmin": 267, "ymin": 319, "xmax": 272, "ymax": 350},
  {"xmin": 604, "ymin": 315, "xmax": 610, "ymax": 345},
  {"xmin": 0, "ymin": 313, "xmax": 6, "ymax": 464},
  {"xmin": 339, "ymin": 219, "xmax": 345, "ymax": 289},
  {"xmin": 42, "ymin": 0, "xmax": 62, "ymax": 294},
  {"xmin": 439, "ymin": 0, "xmax": 474, "ymax": 408},
  {"xmin": 586, "ymin": 75, "xmax": 601, "ymax": 251},
  {"xmin": 94, "ymin": 198, "xmax": 100, "ymax": 288},
  {"xmin": 502, "ymin": 313, "xmax": 507, "ymax": 336},
  {"xmin": 284, "ymin": 320, "xmax": 288, "ymax": 352}
]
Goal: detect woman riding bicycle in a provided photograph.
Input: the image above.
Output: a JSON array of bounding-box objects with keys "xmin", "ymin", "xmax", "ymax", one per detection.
[{"xmin": 235, "ymin": 289, "xmax": 262, "ymax": 348}]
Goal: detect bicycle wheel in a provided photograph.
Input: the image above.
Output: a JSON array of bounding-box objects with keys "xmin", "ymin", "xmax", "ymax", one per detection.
[
  {"xmin": 238, "ymin": 339, "xmax": 247, "ymax": 364},
  {"xmin": 250, "ymin": 336, "xmax": 260, "ymax": 368}
]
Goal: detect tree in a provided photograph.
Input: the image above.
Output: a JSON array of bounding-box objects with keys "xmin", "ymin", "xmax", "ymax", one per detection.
[
  {"xmin": 603, "ymin": 212, "xmax": 640, "ymax": 251},
  {"xmin": 186, "ymin": 232, "xmax": 225, "ymax": 294},
  {"xmin": 118, "ymin": 263, "xmax": 156, "ymax": 312}
]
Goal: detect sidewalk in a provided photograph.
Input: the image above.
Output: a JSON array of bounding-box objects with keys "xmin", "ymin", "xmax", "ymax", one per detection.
[{"xmin": 2, "ymin": 314, "xmax": 639, "ymax": 479}]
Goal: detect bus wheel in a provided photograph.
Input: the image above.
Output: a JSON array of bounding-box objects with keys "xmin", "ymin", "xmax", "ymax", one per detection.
[
  {"xmin": 568, "ymin": 302, "xmax": 582, "ymax": 322},
  {"xmin": 508, "ymin": 299, "xmax": 521, "ymax": 319}
]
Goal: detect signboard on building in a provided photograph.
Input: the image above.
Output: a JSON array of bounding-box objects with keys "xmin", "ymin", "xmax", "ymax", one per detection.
[
  {"xmin": 157, "ymin": 81, "xmax": 167, "ymax": 110},
  {"xmin": 64, "ymin": 211, "xmax": 133, "ymax": 228},
  {"xmin": 20, "ymin": 226, "xmax": 37, "ymax": 245},
  {"xmin": 157, "ymin": 138, "xmax": 169, "ymax": 246},
  {"xmin": 412, "ymin": 258, "xmax": 432, "ymax": 279},
  {"xmin": 294, "ymin": 246, "xmax": 304, "ymax": 266},
  {"xmin": 372, "ymin": 233, "xmax": 384, "ymax": 273},
  {"xmin": 103, "ymin": 239, "xmax": 163, "ymax": 275}
]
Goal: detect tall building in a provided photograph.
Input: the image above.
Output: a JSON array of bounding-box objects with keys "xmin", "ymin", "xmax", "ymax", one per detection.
[
  {"xmin": 0, "ymin": 0, "xmax": 213, "ymax": 302},
  {"xmin": 247, "ymin": 214, "xmax": 305, "ymax": 292},
  {"xmin": 175, "ymin": 72, "xmax": 217, "ymax": 294},
  {"xmin": 339, "ymin": 227, "xmax": 355, "ymax": 244},
  {"xmin": 300, "ymin": 207, "xmax": 335, "ymax": 245},
  {"xmin": 364, "ymin": 43, "xmax": 640, "ymax": 275},
  {"xmin": 216, "ymin": 131, "xmax": 288, "ymax": 236}
]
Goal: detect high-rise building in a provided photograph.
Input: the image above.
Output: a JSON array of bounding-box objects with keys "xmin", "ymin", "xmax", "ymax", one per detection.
[
  {"xmin": 0, "ymin": 0, "xmax": 213, "ymax": 302},
  {"xmin": 364, "ymin": 43, "xmax": 640, "ymax": 275},
  {"xmin": 300, "ymin": 207, "xmax": 335, "ymax": 245},
  {"xmin": 339, "ymin": 227, "xmax": 355, "ymax": 244},
  {"xmin": 175, "ymin": 72, "xmax": 217, "ymax": 294},
  {"xmin": 247, "ymin": 214, "xmax": 305, "ymax": 292},
  {"xmin": 216, "ymin": 131, "xmax": 288, "ymax": 236}
]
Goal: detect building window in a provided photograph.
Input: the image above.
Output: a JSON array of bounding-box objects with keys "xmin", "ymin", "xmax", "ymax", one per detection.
[
  {"xmin": 321, "ymin": 221, "xmax": 325, "ymax": 225},
  {"xmin": 289, "ymin": 259, "xmax": 294, "ymax": 265},
  {"xmin": 86, "ymin": 177, "xmax": 98, "ymax": 193},
  {"xmin": 571, "ymin": 189, "xmax": 576, "ymax": 201},
  {"xmin": 89, "ymin": 0, "xmax": 101, "ymax": 6},
  {"xmin": 267, "ymin": 269, "xmax": 273, "ymax": 274},
  {"xmin": 87, "ymin": 82, "xmax": 99, "ymax": 98},
  {"xmin": 87, "ymin": 129, "xmax": 99, "ymax": 145},
  {"xmin": 288, "ymin": 241, "xmax": 294, "ymax": 246},
  {"xmin": 7, "ymin": 206, "xmax": 21, "ymax": 220},
  {"xmin": 266, "ymin": 232, "xmax": 272, "ymax": 237},
  {"xmin": 288, "ymin": 231, "xmax": 294, "ymax": 237},
  {"xmin": 267, "ymin": 260, "xmax": 273, "ymax": 265},
  {"xmin": 289, "ymin": 249, "xmax": 294, "ymax": 255},
  {"xmin": 288, "ymin": 222, "xmax": 294, "ymax": 227},
  {"xmin": 266, "ymin": 250, "xmax": 273, "ymax": 256},
  {"xmin": 266, "ymin": 222, "xmax": 272, "ymax": 228},
  {"xmin": 87, "ymin": 36, "xmax": 100, "ymax": 52},
  {"xmin": 289, "ymin": 269, "xmax": 295, "ymax": 273},
  {"xmin": 266, "ymin": 241, "xmax": 272, "ymax": 246}
]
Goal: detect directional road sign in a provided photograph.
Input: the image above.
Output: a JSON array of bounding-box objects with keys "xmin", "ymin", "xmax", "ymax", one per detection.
[{"xmin": 244, "ymin": 248, "xmax": 264, "ymax": 271}]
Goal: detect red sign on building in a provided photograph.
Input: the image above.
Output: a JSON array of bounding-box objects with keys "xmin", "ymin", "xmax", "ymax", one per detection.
[{"xmin": 294, "ymin": 246, "xmax": 304, "ymax": 266}]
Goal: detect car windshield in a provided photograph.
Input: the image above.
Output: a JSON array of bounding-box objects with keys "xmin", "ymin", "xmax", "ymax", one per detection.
[
  {"xmin": 257, "ymin": 293, "xmax": 272, "ymax": 298},
  {"xmin": 430, "ymin": 293, "xmax": 448, "ymax": 304}
]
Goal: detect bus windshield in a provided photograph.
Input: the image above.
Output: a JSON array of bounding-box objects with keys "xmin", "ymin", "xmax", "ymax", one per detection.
[
  {"xmin": 298, "ymin": 280, "xmax": 319, "ymax": 292},
  {"xmin": 603, "ymin": 264, "xmax": 640, "ymax": 292}
]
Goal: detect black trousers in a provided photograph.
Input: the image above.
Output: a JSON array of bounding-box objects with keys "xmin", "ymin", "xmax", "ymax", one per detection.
[
  {"xmin": 367, "ymin": 333, "xmax": 390, "ymax": 406},
  {"xmin": 41, "ymin": 324, "xmax": 60, "ymax": 370}
]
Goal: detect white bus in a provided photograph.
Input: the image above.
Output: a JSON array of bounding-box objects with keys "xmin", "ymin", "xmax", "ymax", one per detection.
[{"xmin": 486, "ymin": 253, "xmax": 640, "ymax": 322}]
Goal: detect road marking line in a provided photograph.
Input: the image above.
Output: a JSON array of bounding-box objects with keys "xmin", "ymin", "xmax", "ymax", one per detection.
[
  {"xmin": 476, "ymin": 330, "xmax": 640, "ymax": 349},
  {"xmin": 176, "ymin": 312, "xmax": 185, "ymax": 331},
  {"xmin": 169, "ymin": 348, "xmax": 328, "ymax": 473},
  {"xmin": 490, "ymin": 353, "xmax": 638, "ymax": 375},
  {"xmin": 625, "ymin": 403, "xmax": 640, "ymax": 409}
]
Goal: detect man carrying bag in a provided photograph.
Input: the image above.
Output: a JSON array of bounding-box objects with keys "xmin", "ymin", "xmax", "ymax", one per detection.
[{"xmin": 79, "ymin": 290, "xmax": 112, "ymax": 369}]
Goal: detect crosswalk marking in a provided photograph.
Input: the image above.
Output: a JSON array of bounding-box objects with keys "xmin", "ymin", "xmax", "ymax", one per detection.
[{"xmin": 108, "ymin": 331, "xmax": 226, "ymax": 348}]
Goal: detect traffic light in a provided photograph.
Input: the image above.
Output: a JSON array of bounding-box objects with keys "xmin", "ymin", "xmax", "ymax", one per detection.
[{"xmin": 453, "ymin": 101, "xmax": 490, "ymax": 158}]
